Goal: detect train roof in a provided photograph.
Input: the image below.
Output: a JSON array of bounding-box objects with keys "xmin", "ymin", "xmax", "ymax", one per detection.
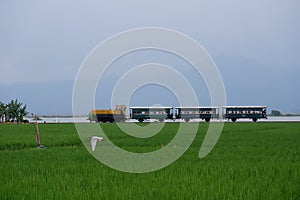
[
  {"xmin": 129, "ymin": 106, "xmax": 173, "ymax": 109},
  {"xmin": 222, "ymin": 106, "xmax": 267, "ymax": 108},
  {"xmin": 175, "ymin": 106, "xmax": 219, "ymax": 109}
]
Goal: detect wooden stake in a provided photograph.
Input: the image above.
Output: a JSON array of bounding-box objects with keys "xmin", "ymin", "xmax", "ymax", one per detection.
[{"xmin": 34, "ymin": 116, "xmax": 41, "ymax": 147}]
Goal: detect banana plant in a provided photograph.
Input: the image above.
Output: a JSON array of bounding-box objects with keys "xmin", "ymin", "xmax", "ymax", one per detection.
[{"xmin": 1, "ymin": 99, "xmax": 28, "ymax": 122}]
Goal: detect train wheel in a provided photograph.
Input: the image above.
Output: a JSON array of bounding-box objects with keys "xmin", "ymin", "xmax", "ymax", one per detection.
[
  {"xmin": 252, "ymin": 118, "xmax": 258, "ymax": 122},
  {"xmin": 159, "ymin": 119, "xmax": 164, "ymax": 122},
  {"xmin": 231, "ymin": 118, "xmax": 237, "ymax": 122},
  {"xmin": 138, "ymin": 119, "xmax": 144, "ymax": 123},
  {"xmin": 205, "ymin": 118, "xmax": 210, "ymax": 122}
]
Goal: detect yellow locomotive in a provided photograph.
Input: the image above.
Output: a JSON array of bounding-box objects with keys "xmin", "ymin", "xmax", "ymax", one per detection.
[{"xmin": 89, "ymin": 105, "xmax": 126, "ymax": 123}]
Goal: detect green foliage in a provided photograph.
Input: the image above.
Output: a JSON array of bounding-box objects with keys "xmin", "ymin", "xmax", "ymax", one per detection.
[
  {"xmin": 0, "ymin": 123, "xmax": 299, "ymax": 199},
  {"xmin": 270, "ymin": 110, "xmax": 282, "ymax": 116},
  {"xmin": 0, "ymin": 99, "xmax": 28, "ymax": 123},
  {"xmin": 0, "ymin": 101, "xmax": 6, "ymax": 122}
]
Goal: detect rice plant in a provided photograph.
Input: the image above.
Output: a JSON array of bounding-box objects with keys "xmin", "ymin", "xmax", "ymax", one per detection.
[{"xmin": 0, "ymin": 123, "xmax": 299, "ymax": 199}]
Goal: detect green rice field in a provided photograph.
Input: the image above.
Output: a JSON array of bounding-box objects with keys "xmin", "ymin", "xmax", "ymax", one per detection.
[{"xmin": 0, "ymin": 122, "xmax": 299, "ymax": 199}]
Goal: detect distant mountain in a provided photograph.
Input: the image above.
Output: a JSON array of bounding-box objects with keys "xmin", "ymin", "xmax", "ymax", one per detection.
[
  {"xmin": 1, "ymin": 55, "xmax": 299, "ymax": 115},
  {"xmin": 214, "ymin": 54, "xmax": 300, "ymax": 114},
  {"xmin": 0, "ymin": 80, "xmax": 74, "ymax": 115}
]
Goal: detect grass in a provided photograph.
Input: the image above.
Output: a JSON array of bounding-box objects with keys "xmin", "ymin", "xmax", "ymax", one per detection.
[{"xmin": 0, "ymin": 122, "xmax": 299, "ymax": 199}]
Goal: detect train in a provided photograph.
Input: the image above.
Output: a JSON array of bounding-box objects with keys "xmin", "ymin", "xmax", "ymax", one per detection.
[
  {"xmin": 89, "ymin": 105, "xmax": 126, "ymax": 123},
  {"xmin": 222, "ymin": 106, "xmax": 267, "ymax": 122},
  {"xmin": 90, "ymin": 105, "xmax": 267, "ymax": 123}
]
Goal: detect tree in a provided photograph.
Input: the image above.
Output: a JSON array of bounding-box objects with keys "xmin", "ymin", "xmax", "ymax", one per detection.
[
  {"xmin": 270, "ymin": 110, "xmax": 282, "ymax": 116},
  {"xmin": 0, "ymin": 101, "xmax": 6, "ymax": 122},
  {"xmin": 18, "ymin": 104, "xmax": 28, "ymax": 122},
  {"xmin": 0, "ymin": 99, "xmax": 28, "ymax": 122}
]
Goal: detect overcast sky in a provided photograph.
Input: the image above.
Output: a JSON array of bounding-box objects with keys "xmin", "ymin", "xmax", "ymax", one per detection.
[{"xmin": 0, "ymin": 0, "xmax": 299, "ymax": 115}]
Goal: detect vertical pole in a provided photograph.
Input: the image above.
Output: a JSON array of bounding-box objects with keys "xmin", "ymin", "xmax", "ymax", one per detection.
[{"xmin": 34, "ymin": 115, "xmax": 41, "ymax": 148}]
